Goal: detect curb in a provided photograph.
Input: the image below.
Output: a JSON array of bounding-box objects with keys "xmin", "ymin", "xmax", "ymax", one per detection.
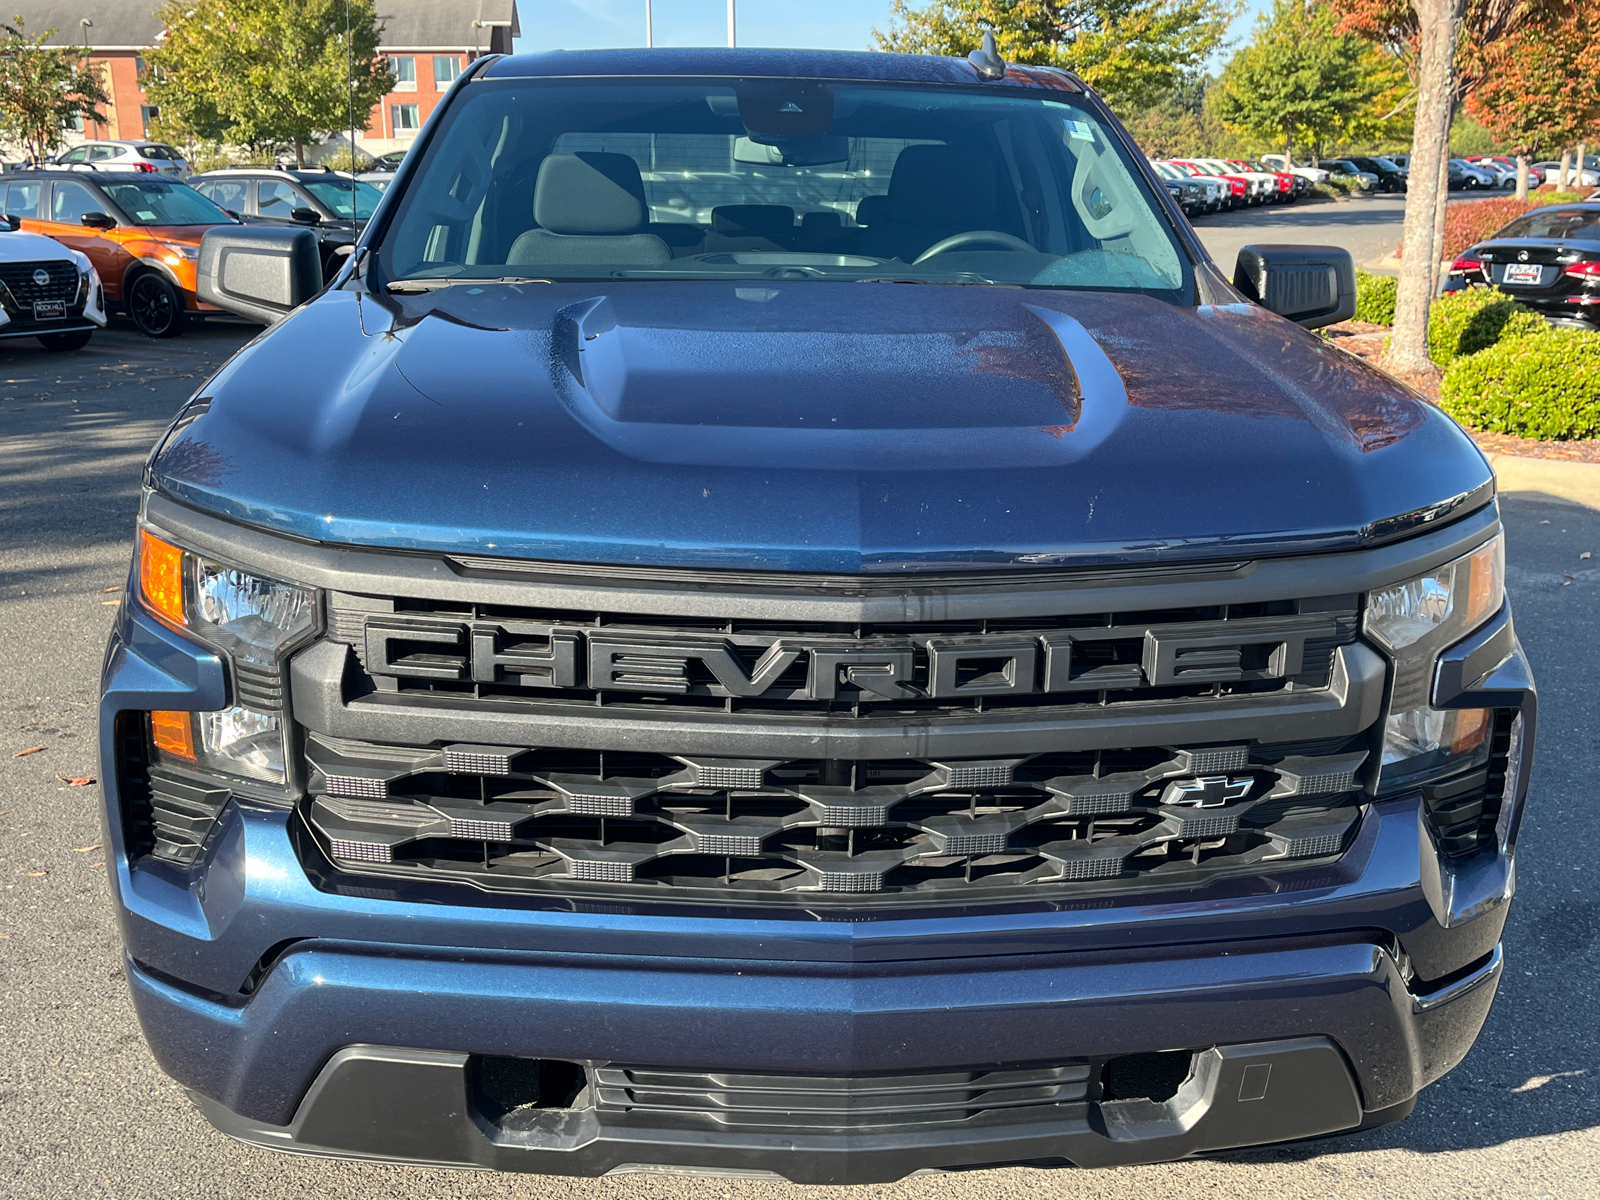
[{"xmin": 1485, "ymin": 453, "xmax": 1600, "ymax": 511}]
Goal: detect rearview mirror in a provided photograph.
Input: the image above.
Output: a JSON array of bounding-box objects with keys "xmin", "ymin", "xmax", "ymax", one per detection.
[
  {"xmin": 80, "ymin": 211, "xmax": 116, "ymax": 229},
  {"xmin": 1233, "ymin": 244, "xmax": 1356, "ymax": 329},
  {"xmin": 197, "ymin": 225, "xmax": 322, "ymax": 325}
]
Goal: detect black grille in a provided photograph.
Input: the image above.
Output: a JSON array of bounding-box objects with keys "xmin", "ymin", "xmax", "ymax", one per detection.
[
  {"xmin": 592, "ymin": 1062, "xmax": 1093, "ymax": 1131},
  {"xmin": 327, "ymin": 592, "xmax": 1360, "ymax": 719},
  {"xmin": 1422, "ymin": 709, "xmax": 1519, "ymax": 856},
  {"xmin": 0, "ymin": 259, "xmax": 81, "ymax": 311},
  {"xmin": 302, "ymin": 734, "xmax": 1369, "ymax": 903}
]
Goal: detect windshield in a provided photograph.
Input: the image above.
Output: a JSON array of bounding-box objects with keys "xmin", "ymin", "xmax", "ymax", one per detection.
[
  {"xmin": 99, "ymin": 179, "xmax": 230, "ymax": 226},
  {"xmin": 1494, "ymin": 207, "xmax": 1600, "ymax": 242},
  {"xmin": 379, "ymin": 79, "xmax": 1187, "ymax": 294},
  {"xmin": 303, "ymin": 178, "xmax": 384, "ymax": 220}
]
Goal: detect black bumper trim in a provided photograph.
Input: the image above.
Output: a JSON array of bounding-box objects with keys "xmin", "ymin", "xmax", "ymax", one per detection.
[{"xmin": 195, "ymin": 1037, "xmax": 1366, "ymax": 1182}]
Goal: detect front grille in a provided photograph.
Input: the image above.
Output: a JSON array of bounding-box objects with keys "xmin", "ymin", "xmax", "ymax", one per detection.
[
  {"xmin": 0, "ymin": 259, "xmax": 81, "ymax": 312},
  {"xmin": 327, "ymin": 591, "xmax": 1360, "ymax": 719},
  {"xmin": 1422, "ymin": 709, "xmax": 1519, "ymax": 856},
  {"xmin": 302, "ymin": 734, "xmax": 1370, "ymax": 903},
  {"xmin": 593, "ymin": 1062, "xmax": 1093, "ymax": 1131}
]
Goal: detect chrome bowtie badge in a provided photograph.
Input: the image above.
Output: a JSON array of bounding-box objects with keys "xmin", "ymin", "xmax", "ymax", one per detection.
[
  {"xmin": 32, "ymin": 268, "xmax": 49, "ymax": 286},
  {"xmin": 1162, "ymin": 776, "xmax": 1252, "ymax": 808},
  {"xmin": 1518, "ymin": 250, "xmax": 1530, "ymax": 262}
]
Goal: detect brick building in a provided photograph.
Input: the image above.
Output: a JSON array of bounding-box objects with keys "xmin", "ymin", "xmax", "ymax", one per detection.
[{"xmin": 20, "ymin": 1, "xmax": 520, "ymax": 156}]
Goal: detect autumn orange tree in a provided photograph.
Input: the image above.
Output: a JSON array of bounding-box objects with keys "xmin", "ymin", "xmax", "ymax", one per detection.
[{"xmin": 1326, "ymin": 0, "xmax": 1567, "ymax": 376}]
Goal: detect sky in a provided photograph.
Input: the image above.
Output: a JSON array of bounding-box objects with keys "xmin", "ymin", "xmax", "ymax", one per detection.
[{"xmin": 512, "ymin": 0, "xmax": 1276, "ymax": 70}]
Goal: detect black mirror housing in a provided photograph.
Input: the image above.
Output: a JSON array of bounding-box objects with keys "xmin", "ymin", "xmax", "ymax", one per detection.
[
  {"xmin": 1233, "ymin": 244, "xmax": 1356, "ymax": 329},
  {"xmin": 197, "ymin": 226, "xmax": 322, "ymax": 326},
  {"xmin": 290, "ymin": 207, "xmax": 322, "ymax": 225},
  {"xmin": 80, "ymin": 211, "xmax": 116, "ymax": 229}
]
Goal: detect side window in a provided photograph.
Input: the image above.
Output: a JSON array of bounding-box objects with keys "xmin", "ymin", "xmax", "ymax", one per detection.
[
  {"xmin": 3, "ymin": 181, "xmax": 42, "ymax": 219},
  {"xmin": 90, "ymin": 146, "xmax": 120, "ymax": 162},
  {"xmin": 257, "ymin": 180, "xmax": 300, "ymax": 215},
  {"xmin": 209, "ymin": 181, "xmax": 247, "ymax": 212},
  {"xmin": 51, "ymin": 181, "xmax": 104, "ymax": 224},
  {"xmin": 59, "ymin": 146, "xmax": 89, "ymax": 164}
]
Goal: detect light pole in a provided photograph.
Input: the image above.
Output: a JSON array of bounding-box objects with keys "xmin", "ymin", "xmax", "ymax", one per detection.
[
  {"xmin": 727, "ymin": 0, "xmax": 736, "ymax": 47},
  {"xmin": 645, "ymin": 0, "xmax": 653, "ymax": 47}
]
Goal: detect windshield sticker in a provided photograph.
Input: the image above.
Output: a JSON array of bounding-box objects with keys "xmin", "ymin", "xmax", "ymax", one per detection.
[
  {"xmin": 136, "ymin": 210, "xmax": 158, "ymax": 220},
  {"xmin": 1062, "ymin": 119, "xmax": 1094, "ymax": 141}
]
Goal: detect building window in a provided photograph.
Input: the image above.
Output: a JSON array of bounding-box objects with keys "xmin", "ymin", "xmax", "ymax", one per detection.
[
  {"xmin": 135, "ymin": 55, "xmax": 146, "ymax": 74},
  {"xmin": 433, "ymin": 56, "xmax": 460, "ymax": 87},
  {"xmin": 141, "ymin": 104, "xmax": 160, "ymax": 134},
  {"xmin": 390, "ymin": 55, "xmax": 416, "ymax": 91},
  {"xmin": 391, "ymin": 104, "xmax": 420, "ymax": 133}
]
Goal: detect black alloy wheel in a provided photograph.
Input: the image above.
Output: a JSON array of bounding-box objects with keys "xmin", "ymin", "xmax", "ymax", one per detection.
[
  {"xmin": 37, "ymin": 329, "xmax": 93, "ymax": 352},
  {"xmin": 126, "ymin": 273, "xmax": 189, "ymax": 339}
]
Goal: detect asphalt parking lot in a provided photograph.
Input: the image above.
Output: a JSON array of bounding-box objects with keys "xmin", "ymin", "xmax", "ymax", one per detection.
[
  {"xmin": 1191, "ymin": 192, "xmax": 1407, "ymax": 273},
  {"xmin": 2, "ymin": 286, "xmax": 1597, "ymax": 1198}
]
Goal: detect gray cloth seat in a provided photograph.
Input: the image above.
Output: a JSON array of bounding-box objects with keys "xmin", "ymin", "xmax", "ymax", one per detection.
[
  {"xmin": 507, "ymin": 152, "xmax": 671, "ymax": 266},
  {"xmin": 858, "ymin": 146, "xmax": 1006, "ymax": 262}
]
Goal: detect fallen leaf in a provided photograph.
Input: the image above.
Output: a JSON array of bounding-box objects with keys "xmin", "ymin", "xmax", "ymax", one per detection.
[
  {"xmin": 1563, "ymin": 572, "xmax": 1576, "ymax": 579},
  {"xmin": 25, "ymin": 871, "xmax": 47, "ymax": 877},
  {"xmin": 12, "ymin": 746, "xmax": 44, "ymax": 758},
  {"xmin": 98, "ymin": 586, "xmax": 120, "ymax": 594},
  {"xmin": 0, "ymin": 933, "xmax": 10, "ymax": 939},
  {"xmin": 0, "ymin": 809, "xmax": 14, "ymax": 817},
  {"xmin": 1540, "ymin": 519, "xmax": 1551, "ymax": 524},
  {"xmin": 89, "ymin": 862, "xmax": 104, "ymax": 869},
  {"xmin": 71, "ymin": 844, "xmax": 101, "ymax": 853},
  {"xmin": 1583, "ymin": 552, "xmax": 1593, "ymax": 560},
  {"xmin": 56, "ymin": 775, "xmax": 95, "ymax": 787}
]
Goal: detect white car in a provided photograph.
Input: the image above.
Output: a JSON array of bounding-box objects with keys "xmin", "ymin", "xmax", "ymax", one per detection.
[
  {"xmin": 0, "ymin": 220, "xmax": 107, "ymax": 351},
  {"xmin": 1196, "ymin": 158, "xmax": 1277, "ymax": 204},
  {"xmin": 53, "ymin": 140, "xmax": 190, "ymax": 180},
  {"xmin": 1259, "ymin": 154, "xmax": 1331, "ymax": 185},
  {"xmin": 1468, "ymin": 159, "xmax": 1518, "ymax": 188},
  {"xmin": 1531, "ymin": 162, "xmax": 1600, "ymax": 188}
]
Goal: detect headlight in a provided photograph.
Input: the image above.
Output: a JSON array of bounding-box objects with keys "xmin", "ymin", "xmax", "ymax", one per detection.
[
  {"xmin": 158, "ymin": 243, "xmax": 200, "ymax": 262},
  {"xmin": 137, "ymin": 529, "xmax": 315, "ymax": 787},
  {"xmin": 1365, "ymin": 534, "xmax": 1504, "ymax": 792}
]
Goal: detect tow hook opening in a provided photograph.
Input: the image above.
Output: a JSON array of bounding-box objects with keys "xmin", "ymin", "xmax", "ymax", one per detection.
[
  {"xmin": 471, "ymin": 1055, "xmax": 589, "ymax": 1125},
  {"xmin": 1101, "ymin": 1050, "xmax": 1197, "ymax": 1103}
]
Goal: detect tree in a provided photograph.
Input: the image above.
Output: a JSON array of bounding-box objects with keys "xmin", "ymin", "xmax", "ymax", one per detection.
[
  {"xmin": 145, "ymin": 0, "xmax": 393, "ymax": 166},
  {"xmin": 1210, "ymin": 1, "xmax": 1384, "ymax": 164},
  {"xmin": 873, "ymin": 0, "xmax": 1242, "ymax": 114},
  {"xmin": 1326, "ymin": 0, "xmax": 1567, "ymax": 376},
  {"xmin": 1466, "ymin": 3, "xmax": 1600, "ymax": 188},
  {"xmin": 0, "ymin": 19, "xmax": 110, "ymax": 162}
]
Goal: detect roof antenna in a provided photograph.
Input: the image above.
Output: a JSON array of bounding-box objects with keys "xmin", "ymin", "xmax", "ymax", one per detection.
[{"xmin": 968, "ymin": 30, "xmax": 1006, "ymax": 81}]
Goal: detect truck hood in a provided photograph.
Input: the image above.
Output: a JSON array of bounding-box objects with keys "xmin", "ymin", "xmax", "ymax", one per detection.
[{"xmin": 151, "ymin": 283, "xmax": 1492, "ymax": 573}]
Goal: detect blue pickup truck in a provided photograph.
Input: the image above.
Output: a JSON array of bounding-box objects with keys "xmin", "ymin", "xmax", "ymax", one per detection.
[{"xmin": 100, "ymin": 45, "xmax": 1534, "ymax": 1182}]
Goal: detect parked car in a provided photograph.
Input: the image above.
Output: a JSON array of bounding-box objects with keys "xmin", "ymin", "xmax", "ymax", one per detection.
[
  {"xmin": 1228, "ymin": 159, "xmax": 1298, "ymax": 202},
  {"xmin": 1325, "ymin": 160, "xmax": 1379, "ymax": 190},
  {"xmin": 0, "ymin": 212, "xmax": 108, "ymax": 349},
  {"xmin": 189, "ymin": 168, "xmax": 383, "ymax": 278},
  {"xmin": 1446, "ymin": 200, "xmax": 1600, "ymax": 329},
  {"xmin": 1170, "ymin": 158, "xmax": 1250, "ymax": 207},
  {"xmin": 1346, "ymin": 156, "xmax": 1408, "ymax": 193},
  {"xmin": 1150, "ymin": 160, "xmax": 1221, "ymax": 214},
  {"xmin": 1530, "ymin": 162, "xmax": 1600, "ymax": 188},
  {"xmin": 1470, "ymin": 156, "xmax": 1543, "ymax": 186},
  {"xmin": 1465, "ymin": 159, "xmax": 1517, "ymax": 188},
  {"xmin": 1259, "ymin": 154, "xmax": 1330, "ymax": 185},
  {"xmin": 112, "ymin": 45, "xmax": 1532, "ymax": 1181},
  {"xmin": 1197, "ymin": 157, "xmax": 1277, "ymax": 204},
  {"xmin": 1449, "ymin": 159, "xmax": 1498, "ymax": 190},
  {"xmin": 53, "ymin": 140, "xmax": 190, "ymax": 179},
  {"xmin": 1, "ymin": 169, "xmax": 235, "ymax": 337}
]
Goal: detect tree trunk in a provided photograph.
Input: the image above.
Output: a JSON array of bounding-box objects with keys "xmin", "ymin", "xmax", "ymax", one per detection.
[
  {"xmin": 1579, "ymin": 141, "xmax": 1589, "ymax": 185},
  {"xmin": 1285, "ymin": 121, "xmax": 1293, "ymax": 166},
  {"xmin": 1515, "ymin": 154, "xmax": 1529, "ymax": 201},
  {"xmin": 295, "ymin": 135, "xmax": 305, "ymax": 169},
  {"xmin": 1386, "ymin": 0, "xmax": 1465, "ymax": 376},
  {"xmin": 1558, "ymin": 148, "xmax": 1571, "ymax": 188},
  {"xmin": 1429, "ymin": 99, "xmax": 1456, "ymax": 300}
]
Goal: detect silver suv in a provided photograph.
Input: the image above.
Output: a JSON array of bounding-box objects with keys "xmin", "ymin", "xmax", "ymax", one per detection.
[{"xmin": 52, "ymin": 141, "xmax": 190, "ymax": 180}]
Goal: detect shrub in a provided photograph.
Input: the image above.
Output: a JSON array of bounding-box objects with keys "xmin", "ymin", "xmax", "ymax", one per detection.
[
  {"xmin": 1440, "ymin": 328, "xmax": 1600, "ymax": 440},
  {"xmin": 1354, "ymin": 270, "xmax": 1397, "ymax": 325},
  {"xmin": 1428, "ymin": 287, "xmax": 1545, "ymax": 366},
  {"xmin": 1325, "ymin": 174, "xmax": 1357, "ymax": 193}
]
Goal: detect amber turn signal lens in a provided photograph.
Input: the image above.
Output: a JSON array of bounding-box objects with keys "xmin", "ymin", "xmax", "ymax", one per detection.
[
  {"xmin": 138, "ymin": 529, "xmax": 185, "ymax": 626},
  {"xmin": 149, "ymin": 710, "xmax": 195, "ymax": 760}
]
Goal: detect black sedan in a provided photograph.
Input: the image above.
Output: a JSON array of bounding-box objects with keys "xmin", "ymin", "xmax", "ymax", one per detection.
[{"xmin": 1446, "ymin": 201, "xmax": 1600, "ymax": 328}]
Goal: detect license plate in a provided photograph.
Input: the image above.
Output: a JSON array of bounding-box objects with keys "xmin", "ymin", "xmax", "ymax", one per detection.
[
  {"xmin": 1503, "ymin": 263, "xmax": 1543, "ymax": 284},
  {"xmin": 32, "ymin": 300, "xmax": 65, "ymax": 320}
]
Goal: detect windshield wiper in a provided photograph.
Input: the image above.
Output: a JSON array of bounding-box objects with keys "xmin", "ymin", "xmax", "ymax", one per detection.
[{"xmin": 386, "ymin": 276, "xmax": 553, "ymax": 293}]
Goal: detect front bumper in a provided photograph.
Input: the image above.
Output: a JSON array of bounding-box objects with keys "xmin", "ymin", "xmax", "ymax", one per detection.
[{"xmin": 98, "ymin": 532, "xmax": 1535, "ymax": 1180}]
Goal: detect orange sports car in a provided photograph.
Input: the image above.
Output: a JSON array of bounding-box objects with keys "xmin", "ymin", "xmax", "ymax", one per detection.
[{"xmin": 0, "ymin": 169, "xmax": 240, "ymax": 337}]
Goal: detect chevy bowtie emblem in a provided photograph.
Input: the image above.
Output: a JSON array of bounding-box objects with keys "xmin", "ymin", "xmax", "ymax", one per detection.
[
  {"xmin": 1162, "ymin": 776, "xmax": 1253, "ymax": 808},
  {"xmin": 32, "ymin": 268, "xmax": 49, "ymax": 286},
  {"xmin": 1518, "ymin": 250, "xmax": 1530, "ymax": 262}
]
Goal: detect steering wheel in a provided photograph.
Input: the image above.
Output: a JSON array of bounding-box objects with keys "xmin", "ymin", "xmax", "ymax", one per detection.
[{"xmin": 912, "ymin": 230, "xmax": 1036, "ymax": 265}]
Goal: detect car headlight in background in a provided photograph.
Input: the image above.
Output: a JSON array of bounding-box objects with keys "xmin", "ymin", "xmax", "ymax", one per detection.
[
  {"xmin": 137, "ymin": 529, "xmax": 315, "ymax": 786},
  {"xmin": 157, "ymin": 242, "xmax": 201, "ymax": 265},
  {"xmin": 1365, "ymin": 534, "xmax": 1504, "ymax": 793}
]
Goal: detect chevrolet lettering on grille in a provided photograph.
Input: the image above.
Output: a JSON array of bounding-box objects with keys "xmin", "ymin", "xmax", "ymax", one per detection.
[{"xmin": 360, "ymin": 614, "xmax": 1336, "ymax": 701}]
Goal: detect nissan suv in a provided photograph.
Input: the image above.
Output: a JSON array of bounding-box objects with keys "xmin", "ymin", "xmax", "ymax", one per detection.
[{"xmin": 100, "ymin": 46, "xmax": 1534, "ymax": 1183}]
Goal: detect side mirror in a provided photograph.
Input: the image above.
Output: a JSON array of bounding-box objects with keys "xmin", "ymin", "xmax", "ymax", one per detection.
[
  {"xmin": 197, "ymin": 225, "xmax": 322, "ymax": 326},
  {"xmin": 3, "ymin": 214, "xmax": 20, "ymax": 232},
  {"xmin": 290, "ymin": 207, "xmax": 322, "ymax": 225},
  {"xmin": 1232, "ymin": 244, "xmax": 1356, "ymax": 330},
  {"xmin": 80, "ymin": 211, "xmax": 116, "ymax": 229}
]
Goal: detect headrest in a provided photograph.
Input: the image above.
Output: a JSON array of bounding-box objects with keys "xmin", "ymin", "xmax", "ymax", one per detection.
[
  {"xmin": 801, "ymin": 210, "xmax": 842, "ymax": 231},
  {"xmin": 711, "ymin": 205, "xmax": 795, "ymax": 237},
  {"xmin": 533, "ymin": 152, "xmax": 647, "ymax": 235},
  {"xmin": 854, "ymin": 194, "xmax": 890, "ymax": 227},
  {"xmin": 887, "ymin": 145, "xmax": 998, "ymax": 227}
]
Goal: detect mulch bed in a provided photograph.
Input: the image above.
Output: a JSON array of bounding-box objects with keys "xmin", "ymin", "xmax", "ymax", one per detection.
[{"xmin": 1322, "ymin": 321, "xmax": 1600, "ymax": 464}]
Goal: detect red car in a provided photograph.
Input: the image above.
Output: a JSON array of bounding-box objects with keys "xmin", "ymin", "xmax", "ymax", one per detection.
[
  {"xmin": 1170, "ymin": 160, "xmax": 1248, "ymax": 209},
  {"xmin": 1230, "ymin": 159, "xmax": 1298, "ymax": 201}
]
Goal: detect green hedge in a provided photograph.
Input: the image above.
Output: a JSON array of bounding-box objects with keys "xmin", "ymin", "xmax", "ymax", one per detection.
[
  {"xmin": 1354, "ymin": 270, "xmax": 1396, "ymax": 325},
  {"xmin": 1440, "ymin": 329, "xmax": 1600, "ymax": 440},
  {"xmin": 1428, "ymin": 287, "xmax": 1545, "ymax": 366}
]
